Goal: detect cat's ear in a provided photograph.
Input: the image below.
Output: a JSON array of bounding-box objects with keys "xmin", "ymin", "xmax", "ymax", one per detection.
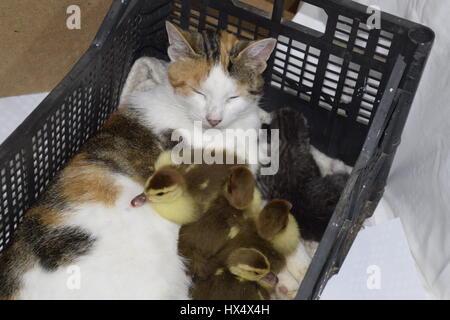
[
  {"xmin": 166, "ymin": 21, "xmax": 196, "ymax": 61},
  {"xmin": 237, "ymin": 38, "xmax": 277, "ymax": 73}
]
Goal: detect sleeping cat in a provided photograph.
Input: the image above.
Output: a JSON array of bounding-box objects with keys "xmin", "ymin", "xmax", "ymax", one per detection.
[
  {"xmin": 128, "ymin": 22, "xmax": 276, "ymax": 166},
  {"xmin": 0, "ymin": 22, "xmax": 277, "ymax": 299}
]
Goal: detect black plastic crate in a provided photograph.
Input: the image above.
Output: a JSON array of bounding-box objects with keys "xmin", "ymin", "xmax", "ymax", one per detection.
[{"xmin": 0, "ymin": 0, "xmax": 433, "ymax": 299}]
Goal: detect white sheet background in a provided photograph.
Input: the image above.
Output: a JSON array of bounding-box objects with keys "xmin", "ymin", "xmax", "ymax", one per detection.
[
  {"xmin": 295, "ymin": 0, "xmax": 450, "ymax": 299},
  {"xmin": 357, "ymin": 0, "xmax": 450, "ymax": 300},
  {"xmin": 0, "ymin": 93, "xmax": 48, "ymax": 143}
]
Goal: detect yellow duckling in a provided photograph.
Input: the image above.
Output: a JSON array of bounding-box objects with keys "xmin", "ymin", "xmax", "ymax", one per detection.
[{"xmin": 131, "ymin": 150, "xmax": 261, "ymax": 225}]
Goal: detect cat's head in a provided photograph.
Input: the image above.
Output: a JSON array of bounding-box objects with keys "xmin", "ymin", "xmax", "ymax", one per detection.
[{"xmin": 166, "ymin": 21, "xmax": 276, "ymax": 129}]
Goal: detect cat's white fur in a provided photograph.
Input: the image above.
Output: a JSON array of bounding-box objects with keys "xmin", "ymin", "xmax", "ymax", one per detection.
[
  {"xmin": 129, "ymin": 65, "xmax": 263, "ymax": 151},
  {"xmin": 129, "ymin": 65, "xmax": 266, "ymax": 174},
  {"xmin": 310, "ymin": 145, "xmax": 352, "ymax": 176},
  {"xmin": 19, "ymin": 174, "xmax": 191, "ymax": 300}
]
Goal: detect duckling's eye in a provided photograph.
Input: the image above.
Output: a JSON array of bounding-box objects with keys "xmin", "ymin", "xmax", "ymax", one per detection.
[{"xmin": 156, "ymin": 192, "xmax": 165, "ymax": 196}]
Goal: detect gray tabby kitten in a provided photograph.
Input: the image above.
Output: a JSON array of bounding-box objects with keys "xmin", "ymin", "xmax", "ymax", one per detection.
[{"xmin": 257, "ymin": 108, "xmax": 348, "ymax": 241}]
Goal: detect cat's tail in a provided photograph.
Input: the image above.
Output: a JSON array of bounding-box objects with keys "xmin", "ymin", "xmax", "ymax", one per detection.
[{"xmin": 0, "ymin": 230, "xmax": 37, "ymax": 300}]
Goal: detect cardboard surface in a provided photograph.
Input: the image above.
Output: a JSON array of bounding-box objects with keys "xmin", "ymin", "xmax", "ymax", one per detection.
[
  {"xmin": 0, "ymin": 0, "xmax": 113, "ymax": 97},
  {"xmin": 242, "ymin": 0, "xmax": 299, "ymax": 20},
  {"xmin": 0, "ymin": 0, "xmax": 298, "ymax": 98}
]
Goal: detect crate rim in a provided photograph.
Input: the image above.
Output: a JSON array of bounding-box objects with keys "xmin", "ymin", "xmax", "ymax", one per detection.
[{"xmin": 0, "ymin": 0, "xmax": 435, "ymax": 300}]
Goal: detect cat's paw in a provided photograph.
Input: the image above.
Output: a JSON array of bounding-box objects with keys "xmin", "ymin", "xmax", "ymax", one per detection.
[
  {"xmin": 310, "ymin": 146, "xmax": 352, "ymax": 176},
  {"xmin": 330, "ymin": 159, "xmax": 352, "ymax": 175},
  {"xmin": 274, "ymin": 268, "xmax": 300, "ymax": 300},
  {"xmin": 286, "ymin": 242, "xmax": 312, "ymax": 282},
  {"xmin": 303, "ymin": 240, "xmax": 319, "ymax": 258},
  {"xmin": 259, "ymin": 109, "xmax": 272, "ymax": 125}
]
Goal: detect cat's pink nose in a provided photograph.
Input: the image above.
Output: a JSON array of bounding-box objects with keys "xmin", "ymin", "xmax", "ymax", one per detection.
[{"xmin": 207, "ymin": 118, "xmax": 222, "ymax": 127}]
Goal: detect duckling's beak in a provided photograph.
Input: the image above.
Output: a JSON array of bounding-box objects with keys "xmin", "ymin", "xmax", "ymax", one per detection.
[
  {"xmin": 131, "ymin": 192, "xmax": 148, "ymax": 207},
  {"xmin": 260, "ymin": 272, "xmax": 278, "ymax": 287}
]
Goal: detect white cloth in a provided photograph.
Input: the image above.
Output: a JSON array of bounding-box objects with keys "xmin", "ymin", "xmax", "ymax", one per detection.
[
  {"xmin": 294, "ymin": 0, "xmax": 450, "ymax": 299},
  {"xmin": 321, "ymin": 218, "xmax": 426, "ymax": 300},
  {"xmin": 0, "ymin": 92, "xmax": 48, "ymax": 144}
]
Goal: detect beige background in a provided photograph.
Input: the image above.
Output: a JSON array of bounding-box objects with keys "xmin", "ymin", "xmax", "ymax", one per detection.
[
  {"xmin": 0, "ymin": 0, "xmax": 113, "ymax": 97},
  {"xmin": 0, "ymin": 0, "xmax": 298, "ymax": 98}
]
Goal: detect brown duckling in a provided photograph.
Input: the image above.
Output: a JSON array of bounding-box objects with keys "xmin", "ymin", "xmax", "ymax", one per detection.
[
  {"xmin": 207, "ymin": 199, "xmax": 298, "ymax": 280},
  {"xmin": 188, "ymin": 201, "xmax": 297, "ymax": 300},
  {"xmin": 191, "ymin": 247, "xmax": 279, "ymax": 300},
  {"xmin": 178, "ymin": 165, "xmax": 258, "ymax": 278},
  {"xmin": 255, "ymin": 199, "xmax": 300, "ymax": 257}
]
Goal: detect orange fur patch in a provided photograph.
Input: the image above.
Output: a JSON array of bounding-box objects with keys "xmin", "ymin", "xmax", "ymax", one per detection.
[
  {"xmin": 103, "ymin": 110, "xmax": 126, "ymax": 129},
  {"xmin": 219, "ymin": 30, "xmax": 239, "ymax": 70},
  {"xmin": 168, "ymin": 59, "xmax": 212, "ymax": 96},
  {"xmin": 60, "ymin": 154, "xmax": 120, "ymax": 207},
  {"xmin": 27, "ymin": 206, "xmax": 63, "ymax": 227}
]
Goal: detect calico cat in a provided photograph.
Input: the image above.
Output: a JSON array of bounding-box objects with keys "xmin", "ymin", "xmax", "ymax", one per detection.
[
  {"xmin": 0, "ymin": 22, "xmax": 277, "ymax": 299},
  {"xmin": 128, "ymin": 22, "xmax": 276, "ymax": 164}
]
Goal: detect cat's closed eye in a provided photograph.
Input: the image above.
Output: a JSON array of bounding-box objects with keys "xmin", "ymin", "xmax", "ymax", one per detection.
[
  {"xmin": 227, "ymin": 96, "xmax": 240, "ymax": 102},
  {"xmin": 191, "ymin": 87, "xmax": 206, "ymax": 98}
]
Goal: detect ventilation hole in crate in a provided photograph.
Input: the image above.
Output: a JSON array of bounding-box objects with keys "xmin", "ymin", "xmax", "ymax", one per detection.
[
  {"xmin": 98, "ymin": 84, "xmax": 112, "ymax": 129},
  {"xmin": 171, "ymin": 0, "xmax": 182, "ymax": 22},
  {"xmin": 334, "ymin": 16, "xmax": 370, "ymax": 55},
  {"xmin": 271, "ymin": 36, "xmax": 319, "ymax": 102},
  {"xmin": 340, "ymin": 62, "xmax": 360, "ymax": 106},
  {"xmin": 191, "ymin": 8, "xmax": 200, "ymax": 18},
  {"xmin": 82, "ymin": 86, "xmax": 95, "ymax": 141},
  {"xmin": 170, "ymin": 13, "xmax": 181, "ymax": 25},
  {"xmin": 374, "ymin": 30, "xmax": 393, "ymax": 63},
  {"xmin": 65, "ymin": 88, "xmax": 85, "ymax": 155},
  {"xmin": 356, "ymin": 116, "xmax": 370, "ymax": 125},
  {"xmin": 1, "ymin": 150, "xmax": 28, "ymax": 249},
  {"xmin": 319, "ymin": 54, "xmax": 343, "ymax": 111},
  {"xmin": 170, "ymin": 2, "xmax": 262, "ymax": 39},
  {"xmin": 49, "ymin": 104, "xmax": 68, "ymax": 172},
  {"xmin": 356, "ymin": 69, "xmax": 382, "ymax": 124},
  {"xmin": 240, "ymin": 20, "xmax": 256, "ymax": 39},
  {"xmin": 257, "ymin": 26, "xmax": 270, "ymax": 38},
  {"xmin": 32, "ymin": 124, "xmax": 52, "ymax": 196},
  {"xmin": 226, "ymin": 16, "xmax": 256, "ymax": 40},
  {"xmin": 354, "ymin": 23, "xmax": 369, "ymax": 54},
  {"xmin": 173, "ymin": 0, "xmax": 182, "ymax": 9},
  {"xmin": 334, "ymin": 15, "xmax": 352, "ymax": 48}
]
